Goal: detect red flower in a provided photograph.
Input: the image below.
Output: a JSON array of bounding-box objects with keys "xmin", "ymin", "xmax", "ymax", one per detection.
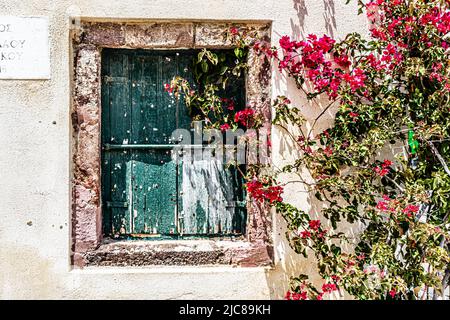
[
  {"xmin": 316, "ymin": 35, "xmax": 335, "ymax": 52},
  {"xmin": 246, "ymin": 179, "xmax": 264, "ymax": 201},
  {"xmin": 331, "ymin": 275, "xmax": 341, "ymax": 282},
  {"xmin": 279, "ymin": 35, "xmax": 295, "ymax": 51},
  {"xmin": 389, "ymin": 289, "xmax": 396, "ymax": 298},
  {"xmin": 316, "ymin": 293, "xmax": 324, "ymax": 300},
  {"xmin": 300, "ymin": 230, "xmax": 311, "ymax": 239},
  {"xmin": 317, "ymin": 229, "xmax": 328, "ymax": 239},
  {"xmin": 376, "ymin": 201, "xmax": 388, "ymax": 211},
  {"xmin": 374, "ymin": 166, "xmax": 389, "ymax": 177},
  {"xmin": 291, "ymin": 291, "xmax": 308, "ymax": 300},
  {"xmin": 365, "ymin": 53, "xmax": 383, "ymax": 71},
  {"xmin": 285, "ymin": 291, "xmax": 292, "ymax": 300},
  {"xmin": 322, "ymin": 283, "xmax": 337, "ymax": 293},
  {"xmin": 349, "ymin": 111, "xmax": 359, "ymax": 118},
  {"xmin": 323, "ymin": 146, "xmax": 333, "ymax": 157},
  {"xmin": 382, "ymin": 159, "xmax": 393, "ymax": 168},
  {"xmin": 403, "ymin": 204, "xmax": 419, "ymax": 217},
  {"xmin": 343, "ymin": 69, "xmax": 366, "ymax": 91},
  {"xmin": 220, "ymin": 123, "xmax": 231, "ymax": 132},
  {"xmin": 309, "ymin": 220, "xmax": 321, "ymax": 231},
  {"xmin": 370, "ymin": 27, "xmax": 387, "ymax": 41},
  {"xmin": 334, "ymin": 54, "xmax": 351, "ymax": 68},
  {"xmin": 265, "ymin": 186, "xmax": 284, "ymax": 203},
  {"xmin": 230, "ymin": 27, "xmax": 238, "ymax": 35},
  {"xmin": 346, "ymin": 260, "xmax": 356, "ymax": 268},
  {"xmin": 246, "ymin": 179, "xmax": 283, "ymax": 204},
  {"xmin": 221, "ymin": 98, "xmax": 235, "ymax": 111},
  {"xmin": 234, "ymin": 108, "xmax": 255, "ymax": 127},
  {"xmin": 164, "ymin": 83, "xmax": 173, "ymax": 93}
]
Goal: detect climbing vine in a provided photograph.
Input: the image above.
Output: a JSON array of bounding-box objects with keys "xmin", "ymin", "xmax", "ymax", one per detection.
[
  {"xmin": 166, "ymin": 27, "xmax": 263, "ymax": 132},
  {"xmin": 168, "ymin": 0, "xmax": 450, "ymax": 300}
]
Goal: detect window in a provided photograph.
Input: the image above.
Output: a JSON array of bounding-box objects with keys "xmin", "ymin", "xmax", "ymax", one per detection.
[
  {"xmin": 72, "ymin": 21, "xmax": 272, "ymax": 267},
  {"xmin": 101, "ymin": 49, "xmax": 247, "ymax": 239}
]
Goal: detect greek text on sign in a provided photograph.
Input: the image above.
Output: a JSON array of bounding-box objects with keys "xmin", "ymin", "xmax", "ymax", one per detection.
[{"xmin": 0, "ymin": 16, "xmax": 50, "ymax": 79}]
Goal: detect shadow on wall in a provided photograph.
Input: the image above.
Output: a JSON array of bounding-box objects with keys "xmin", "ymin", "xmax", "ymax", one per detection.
[
  {"xmin": 323, "ymin": 0, "xmax": 336, "ymax": 37},
  {"xmin": 264, "ymin": 0, "xmax": 341, "ymax": 299},
  {"xmin": 290, "ymin": 0, "xmax": 308, "ymax": 39},
  {"xmin": 265, "ymin": 215, "xmax": 324, "ymax": 299},
  {"xmin": 290, "ymin": 0, "xmax": 336, "ymax": 38}
]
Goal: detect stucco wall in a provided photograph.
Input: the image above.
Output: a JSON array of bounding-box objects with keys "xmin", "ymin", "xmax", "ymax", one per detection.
[{"xmin": 0, "ymin": 0, "xmax": 367, "ymax": 299}]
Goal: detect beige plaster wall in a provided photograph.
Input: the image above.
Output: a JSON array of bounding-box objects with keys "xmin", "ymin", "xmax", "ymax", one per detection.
[{"xmin": 0, "ymin": 0, "xmax": 367, "ymax": 299}]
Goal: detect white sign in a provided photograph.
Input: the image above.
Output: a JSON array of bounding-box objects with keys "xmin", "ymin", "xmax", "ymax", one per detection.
[{"xmin": 0, "ymin": 16, "xmax": 50, "ymax": 79}]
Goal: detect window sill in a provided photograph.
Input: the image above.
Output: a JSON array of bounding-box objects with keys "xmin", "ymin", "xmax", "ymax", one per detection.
[{"xmin": 77, "ymin": 238, "xmax": 273, "ymax": 268}]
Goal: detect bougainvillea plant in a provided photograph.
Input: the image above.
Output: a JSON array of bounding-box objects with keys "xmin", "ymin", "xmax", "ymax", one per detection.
[
  {"xmin": 166, "ymin": 28, "xmax": 263, "ymax": 132},
  {"xmin": 168, "ymin": 0, "xmax": 450, "ymax": 300}
]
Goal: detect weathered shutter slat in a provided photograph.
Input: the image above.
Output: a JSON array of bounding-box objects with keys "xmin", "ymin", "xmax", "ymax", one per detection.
[{"xmin": 102, "ymin": 51, "xmax": 132, "ymax": 235}]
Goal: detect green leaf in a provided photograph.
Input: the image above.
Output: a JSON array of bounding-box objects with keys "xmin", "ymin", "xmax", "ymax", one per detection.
[
  {"xmin": 201, "ymin": 60, "xmax": 209, "ymax": 73},
  {"xmin": 219, "ymin": 66, "xmax": 228, "ymax": 75},
  {"xmin": 198, "ymin": 50, "xmax": 206, "ymax": 63},
  {"xmin": 234, "ymin": 47, "xmax": 243, "ymax": 59}
]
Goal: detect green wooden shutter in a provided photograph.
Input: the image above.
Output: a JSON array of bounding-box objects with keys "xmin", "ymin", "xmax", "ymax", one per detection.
[{"xmin": 101, "ymin": 49, "xmax": 247, "ymax": 239}]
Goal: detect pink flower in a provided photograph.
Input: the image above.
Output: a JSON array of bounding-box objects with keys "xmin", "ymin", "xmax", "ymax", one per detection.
[
  {"xmin": 304, "ymin": 146, "xmax": 313, "ymax": 155},
  {"xmin": 317, "ymin": 229, "xmax": 328, "ymax": 239},
  {"xmin": 230, "ymin": 27, "xmax": 238, "ymax": 35},
  {"xmin": 376, "ymin": 201, "xmax": 388, "ymax": 211}
]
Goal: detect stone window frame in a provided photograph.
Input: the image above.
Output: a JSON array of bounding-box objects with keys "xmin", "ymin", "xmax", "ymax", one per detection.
[{"xmin": 71, "ymin": 20, "xmax": 273, "ymax": 267}]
